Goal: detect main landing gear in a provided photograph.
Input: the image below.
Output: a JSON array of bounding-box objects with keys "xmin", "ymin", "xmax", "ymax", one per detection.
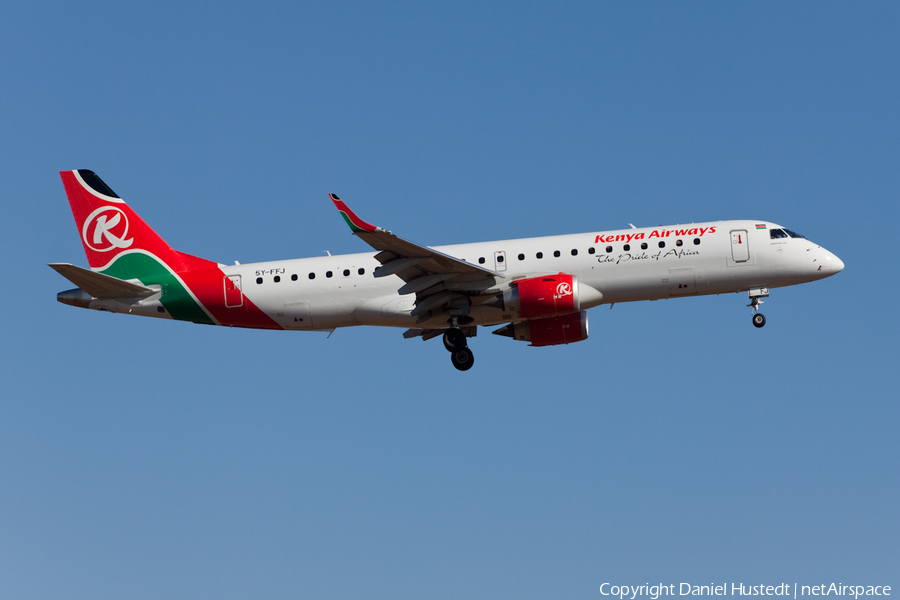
[
  {"xmin": 748, "ymin": 287, "xmax": 769, "ymax": 328},
  {"xmin": 444, "ymin": 327, "xmax": 474, "ymax": 371}
]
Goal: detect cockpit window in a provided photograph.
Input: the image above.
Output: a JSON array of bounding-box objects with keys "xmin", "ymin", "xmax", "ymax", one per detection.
[
  {"xmin": 784, "ymin": 229, "xmax": 806, "ymax": 239},
  {"xmin": 770, "ymin": 229, "xmax": 788, "ymax": 239}
]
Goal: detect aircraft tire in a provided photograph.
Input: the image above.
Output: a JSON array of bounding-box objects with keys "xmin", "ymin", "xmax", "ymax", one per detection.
[
  {"xmin": 752, "ymin": 313, "xmax": 766, "ymax": 328},
  {"xmin": 443, "ymin": 328, "xmax": 467, "ymax": 352},
  {"xmin": 451, "ymin": 347, "xmax": 475, "ymax": 371}
]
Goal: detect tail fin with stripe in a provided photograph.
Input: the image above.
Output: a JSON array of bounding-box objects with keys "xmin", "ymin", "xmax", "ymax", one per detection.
[
  {"xmin": 60, "ymin": 169, "xmax": 196, "ymax": 273},
  {"xmin": 55, "ymin": 170, "xmax": 280, "ymax": 329}
]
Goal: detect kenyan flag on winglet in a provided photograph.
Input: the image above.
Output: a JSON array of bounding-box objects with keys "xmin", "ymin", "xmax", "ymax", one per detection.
[{"xmin": 329, "ymin": 194, "xmax": 380, "ymax": 234}]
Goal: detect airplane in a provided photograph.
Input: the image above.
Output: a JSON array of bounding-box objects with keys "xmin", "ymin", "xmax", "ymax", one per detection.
[{"xmin": 51, "ymin": 170, "xmax": 844, "ymax": 371}]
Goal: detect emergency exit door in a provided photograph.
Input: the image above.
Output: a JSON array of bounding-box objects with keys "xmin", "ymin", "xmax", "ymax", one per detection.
[{"xmin": 494, "ymin": 251, "xmax": 507, "ymax": 272}]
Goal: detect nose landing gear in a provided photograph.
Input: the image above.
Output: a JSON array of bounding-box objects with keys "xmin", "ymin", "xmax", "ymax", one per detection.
[
  {"xmin": 752, "ymin": 312, "xmax": 766, "ymax": 328},
  {"xmin": 443, "ymin": 327, "xmax": 475, "ymax": 371},
  {"xmin": 747, "ymin": 287, "xmax": 769, "ymax": 328}
]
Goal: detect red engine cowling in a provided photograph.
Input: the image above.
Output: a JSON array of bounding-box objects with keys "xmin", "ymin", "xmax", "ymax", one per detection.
[
  {"xmin": 493, "ymin": 311, "xmax": 589, "ymax": 347},
  {"xmin": 502, "ymin": 273, "xmax": 579, "ymax": 319}
]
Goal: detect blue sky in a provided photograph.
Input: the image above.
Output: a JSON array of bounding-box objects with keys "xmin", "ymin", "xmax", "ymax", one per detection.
[{"xmin": 1, "ymin": 2, "xmax": 897, "ymax": 599}]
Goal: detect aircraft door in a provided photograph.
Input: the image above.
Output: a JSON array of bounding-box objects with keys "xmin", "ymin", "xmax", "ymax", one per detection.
[
  {"xmin": 494, "ymin": 251, "xmax": 507, "ymax": 272},
  {"xmin": 667, "ymin": 267, "xmax": 697, "ymax": 295},
  {"xmin": 281, "ymin": 300, "xmax": 312, "ymax": 329},
  {"xmin": 730, "ymin": 230, "xmax": 750, "ymax": 262},
  {"xmin": 224, "ymin": 275, "xmax": 243, "ymax": 307}
]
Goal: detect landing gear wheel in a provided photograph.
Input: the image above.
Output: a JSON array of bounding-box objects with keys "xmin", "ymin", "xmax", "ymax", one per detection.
[
  {"xmin": 450, "ymin": 347, "xmax": 475, "ymax": 371},
  {"xmin": 747, "ymin": 291, "xmax": 768, "ymax": 328},
  {"xmin": 443, "ymin": 328, "xmax": 467, "ymax": 352}
]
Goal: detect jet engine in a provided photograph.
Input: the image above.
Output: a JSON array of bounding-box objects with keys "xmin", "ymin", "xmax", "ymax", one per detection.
[
  {"xmin": 488, "ymin": 273, "xmax": 603, "ymax": 319},
  {"xmin": 492, "ymin": 311, "xmax": 589, "ymax": 347}
]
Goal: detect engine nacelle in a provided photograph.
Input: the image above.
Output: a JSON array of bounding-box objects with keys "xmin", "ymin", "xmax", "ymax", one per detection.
[
  {"xmin": 483, "ymin": 273, "xmax": 602, "ymax": 321},
  {"xmin": 493, "ymin": 311, "xmax": 589, "ymax": 347},
  {"xmin": 501, "ymin": 273, "xmax": 580, "ymax": 319}
]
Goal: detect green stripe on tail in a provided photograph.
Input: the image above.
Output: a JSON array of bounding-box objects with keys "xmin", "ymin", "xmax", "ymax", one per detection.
[{"xmin": 101, "ymin": 253, "xmax": 215, "ymax": 325}]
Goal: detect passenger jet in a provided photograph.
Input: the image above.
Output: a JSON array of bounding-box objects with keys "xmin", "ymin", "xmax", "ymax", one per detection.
[{"xmin": 51, "ymin": 170, "xmax": 844, "ymax": 371}]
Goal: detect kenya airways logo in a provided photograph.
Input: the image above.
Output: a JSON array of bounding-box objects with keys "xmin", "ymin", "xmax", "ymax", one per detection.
[
  {"xmin": 82, "ymin": 206, "xmax": 134, "ymax": 252},
  {"xmin": 555, "ymin": 282, "xmax": 573, "ymax": 298}
]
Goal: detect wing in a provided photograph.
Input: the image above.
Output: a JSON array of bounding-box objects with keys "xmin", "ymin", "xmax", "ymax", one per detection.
[{"xmin": 330, "ymin": 194, "xmax": 506, "ymax": 325}]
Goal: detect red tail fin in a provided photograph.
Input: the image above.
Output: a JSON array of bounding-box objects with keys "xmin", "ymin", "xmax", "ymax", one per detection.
[
  {"xmin": 57, "ymin": 170, "xmax": 283, "ymax": 330},
  {"xmin": 60, "ymin": 170, "xmax": 192, "ymax": 271}
]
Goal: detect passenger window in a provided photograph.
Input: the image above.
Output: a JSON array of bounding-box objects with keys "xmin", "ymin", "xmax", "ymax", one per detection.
[
  {"xmin": 693, "ymin": 238, "xmax": 700, "ymax": 245},
  {"xmin": 606, "ymin": 246, "xmax": 613, "ymax": 253},
  {"xmin": 536, "ymin": 252, "xmax": 543, "ymax": 259},
  {"xmin": 640, "ymin": 242, "xmax": 648, "ymax": 250},
  {"xmin": 658, "ymin": 241, "xmax": 665, "ymax": 248},
  {"xmin": 624, "ymin": 244, "xmax": 630, "ymax": 251},
  {"xmin": 358, "ymin": 268, "xmax": 365, "ymax": 275},
  {"xmin": 588, "ymin": 247, "xmax": 595, "ymax": 254},
  {"xmin": 497, "ymin": 255, "xmax": 504, "ymax": 263},
  {"xmin": 676, "ymin": 239, "xmax": 683, "ymax": 247},
  {"xmin": 256, "ymin": 277, "xmax": 263, "ymax": 284},
  {"xmin": 343, "ymin": 269, "xmax": 350, "ymax": 276},
  {"xmin": 326, "ymin": 271, "xmax": 333, "ymax": 278},
  {"xmin": 571, "ymin": 249, "xmax": 578, "ymax": 256},
  {"xmin": 478, "ymin": 257, "xmax": 485, "ymax": 264},
  {"xmin": 291, "ymin": 274, "xmax": 298, "ymax": 281},
  {"xmin": 551, "ymin": 250, "xmax": 559, "ymax": 257},
  {"xmin": 309, "ymin": 272, "xmax": 315, "ymax": 279},
  {"xmin": 274, "ymin": 275, "xmax": 281, "ymax": 283},
  {"xmin": 518, "ymin": 253, "xmax": 525, "ymax": 261}
]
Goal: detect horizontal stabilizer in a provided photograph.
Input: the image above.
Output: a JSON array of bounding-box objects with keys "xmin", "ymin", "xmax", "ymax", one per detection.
[{"xmin": 49, "ymin": 263, "xmax": 156, "ymax": 298}]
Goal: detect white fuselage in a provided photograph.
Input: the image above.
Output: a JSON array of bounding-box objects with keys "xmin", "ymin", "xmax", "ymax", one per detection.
[{"xmin": 220, "ymin": 220, "xmax": 842, "ymax": 331}]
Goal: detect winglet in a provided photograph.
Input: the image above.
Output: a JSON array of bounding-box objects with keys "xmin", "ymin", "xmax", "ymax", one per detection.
[{"xmin": 330, "ymin": 194, "xmax": 383, "ymax": 234}]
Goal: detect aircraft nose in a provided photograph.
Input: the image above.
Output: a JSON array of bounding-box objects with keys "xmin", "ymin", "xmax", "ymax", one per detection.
[
  {"xmin": 822, "ymin": 249, "xmax": 844, "ymax": 274},
  {"xmin": 833, "ymin": 255, "xmax": 845, "ymax": 273}
]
